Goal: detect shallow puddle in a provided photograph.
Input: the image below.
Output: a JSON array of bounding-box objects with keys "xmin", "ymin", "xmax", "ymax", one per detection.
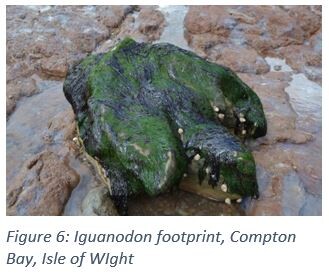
[
  {"xmin": 6, "ymin": 80, "xmax": 66, "ymax": 183},
  {"xmin": 156, "ymin": 5, "xmax": 190, "ymax": 50},
  {"xmin": 6, "ymin": 80, "xmax": 107, "ymax": 215}
]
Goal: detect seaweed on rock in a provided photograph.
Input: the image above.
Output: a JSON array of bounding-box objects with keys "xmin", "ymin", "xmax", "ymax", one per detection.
[{"xmin": 64, "ymin": 38, "xmax": 267, "ymax": 215}]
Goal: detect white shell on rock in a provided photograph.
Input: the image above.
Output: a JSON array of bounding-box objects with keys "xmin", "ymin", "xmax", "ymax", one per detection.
[
  {"xmin": 193, "ymin": 154, "xmax": 201, "ymax": 161},
  {"xmin": 221, "ymin": 184, "xmax": 228, "ymax": 192},
  {"xmin": 225, "ymin": 198, "xmax": 231, "ymax": 205}
]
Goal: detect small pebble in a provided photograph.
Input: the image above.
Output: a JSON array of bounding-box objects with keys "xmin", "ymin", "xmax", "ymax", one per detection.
[
  {"xmin": 239, "ymin": 117, "xmax": 246, "ymax": 123},
  {"xmin": 193, "ymin": 154, "xmax": 201, "ymax": 161},
  {"xmin": 224, "ymin": 198, "xmax": 231, "ymax": 205},
  {"xmin": 221, "ymin": 184, "xmax": 228, "ymax": 192},
  {"xmin": 218, "ymin": 113, "xmax": 225, "ymax": 120},
  {"xmin": 242, "ymin": 129, "xmax": 247, "ymax": 135},
  {"xmin": 274, "ymin": 65, "xmax": 282, "ymax": 71},
  {"xmin": 213, "ymin": 106, "xmax": 219, "ymax": 112},
  {"xmin": 236, "ymin": 198, "xmax": 242, "ymax": 203}
]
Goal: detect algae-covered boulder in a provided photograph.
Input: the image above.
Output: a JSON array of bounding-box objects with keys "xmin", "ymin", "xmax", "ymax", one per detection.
[{"xmin": 64, "ymin": 38, "xmax": 267, "ymax": 214}]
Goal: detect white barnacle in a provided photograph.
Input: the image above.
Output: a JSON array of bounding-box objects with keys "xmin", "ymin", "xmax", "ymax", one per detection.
[
  {"xmin": 193, "ymin": 154, "xmax": 201, "ymax": 161},
  {"xmin": 221, "ymin": 183, "xmax": 228, "ymax": 192},
  {"xmin": 236, "ymin": 198, "xmax": 242, "ymax": 203},
  {"xmin": 178, "ymin": 128, "xmax": 184, "ymax": 134},
  {"xmin": 213, "ymin": 106, "xmax": 219, "ymax": 112},
  {"xmin": 242, "ymin": 129, "xmax": 247, "ymax": 135},
  {"xmin": 218, "ymin": 113, "xmax": 225, "ymax": 120},
  {"xmin": 224, "ymin": 198, "xmax": 231, "ymax": 205},
  {"xmin": 239, "ymin": 117, "xmax": 246, "ymax": 123}
]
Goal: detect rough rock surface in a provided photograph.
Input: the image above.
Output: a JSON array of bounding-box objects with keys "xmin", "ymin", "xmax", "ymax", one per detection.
[
  {"xmin": 6, "ymin": 76, "xmax": 40, "ymax": 116},
  {"xmin": 93, "ymin": 6, "xmax": 166, "ymax": 54},
  {"xmin": 238, "ymin": 70, "xmax": 321, "ymax": 215},
  {"xmin": 276, "ymin": 31, "xmax": 322, "ymax": 83},
  {"xmin": 64, "ymin": 38, "xmax": 267, "ymax": 214},
  {"xmin": 81, "ymin": 187, "xmax": 118, "ymax": 216},
  {"xmin": 183, "ymin": 5, "xmax": 322, "ymax": 215},
  {"xmin": 6, "ymin": 81, "xmax": 118, "ymax": 216},
  {"xmin": 185, "ymin": 5, "xmax": 321, "ymax": 54},
  {"xmin": 6, "ymin": 5, "xmax": 167, "ymax": 216},
  {"xmin": 6, "ymin": 5, "xmax": 322, "ymax": 216},
  {"xmin": 184, "ymin": 5, "xmax": 321, "ymax": 82},
  {"xmin": 6, "ymin": 5, "xmax": 134, "ymax": 115},
  {"xmin": 7, "ymin": 151, "xmax": 80, "ymax": 216}
]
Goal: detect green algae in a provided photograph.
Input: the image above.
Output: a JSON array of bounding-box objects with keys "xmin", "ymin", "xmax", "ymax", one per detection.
[{"xmin": 63, "ymin": 38, "xmax": 266, "ymax": 214}]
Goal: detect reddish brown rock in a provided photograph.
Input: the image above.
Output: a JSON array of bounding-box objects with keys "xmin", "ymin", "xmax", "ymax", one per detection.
[
  {"xmin": 211, "ymin": 45, "xmax": 269, "ymax": 74},
  {"xmin": 6, "ymin": 84, "xmax": 80, "ymax": 216},
  {"xmin": 283, "ymin": 5, "xmax": 321, "ymax": 38},
  {"xmin": 7, "ymin": 151, "xmax": 80, "ymax": 216},
  {"xmin": 40, "ymin": 56, "xmax": 68, "ymax": 79},
  {"xmin": 99, "ymin": 5, "xmax": 134, "ymax": 28},
  {"xmin": 184, "ymin": 5, "xmax": 321, "ymax": 58},
  {"xmin": 113, "ymin": 6, "xmax": 165, "ymax": 44},
  {"xmin": 184, "ymin": 5, "xmax": 239, "ymax": 37},
  {"xmin": 276, "ymin": 29, "xmax": 322, "ymax": 83},
  {"xmin": 6, "ymin": 77, "xmax": 39, "ymax": 116},
  {"xmin": 238, "ymin": 68, "xmax": 321, "ymax": 215},
  {"xmin": 6, "ymin": 5, "xmax": 134, "ymax": 114},
  {"xmin": 6, "ymin": 82, "xmax": 119, "ymax": 216},
  {"xmin": 238, "ymin": 72, "xmax": 314, "ymax": 145},
  {"xmin": 137, "ymin": 7, "xmax": 165, "ymax": 41}
]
